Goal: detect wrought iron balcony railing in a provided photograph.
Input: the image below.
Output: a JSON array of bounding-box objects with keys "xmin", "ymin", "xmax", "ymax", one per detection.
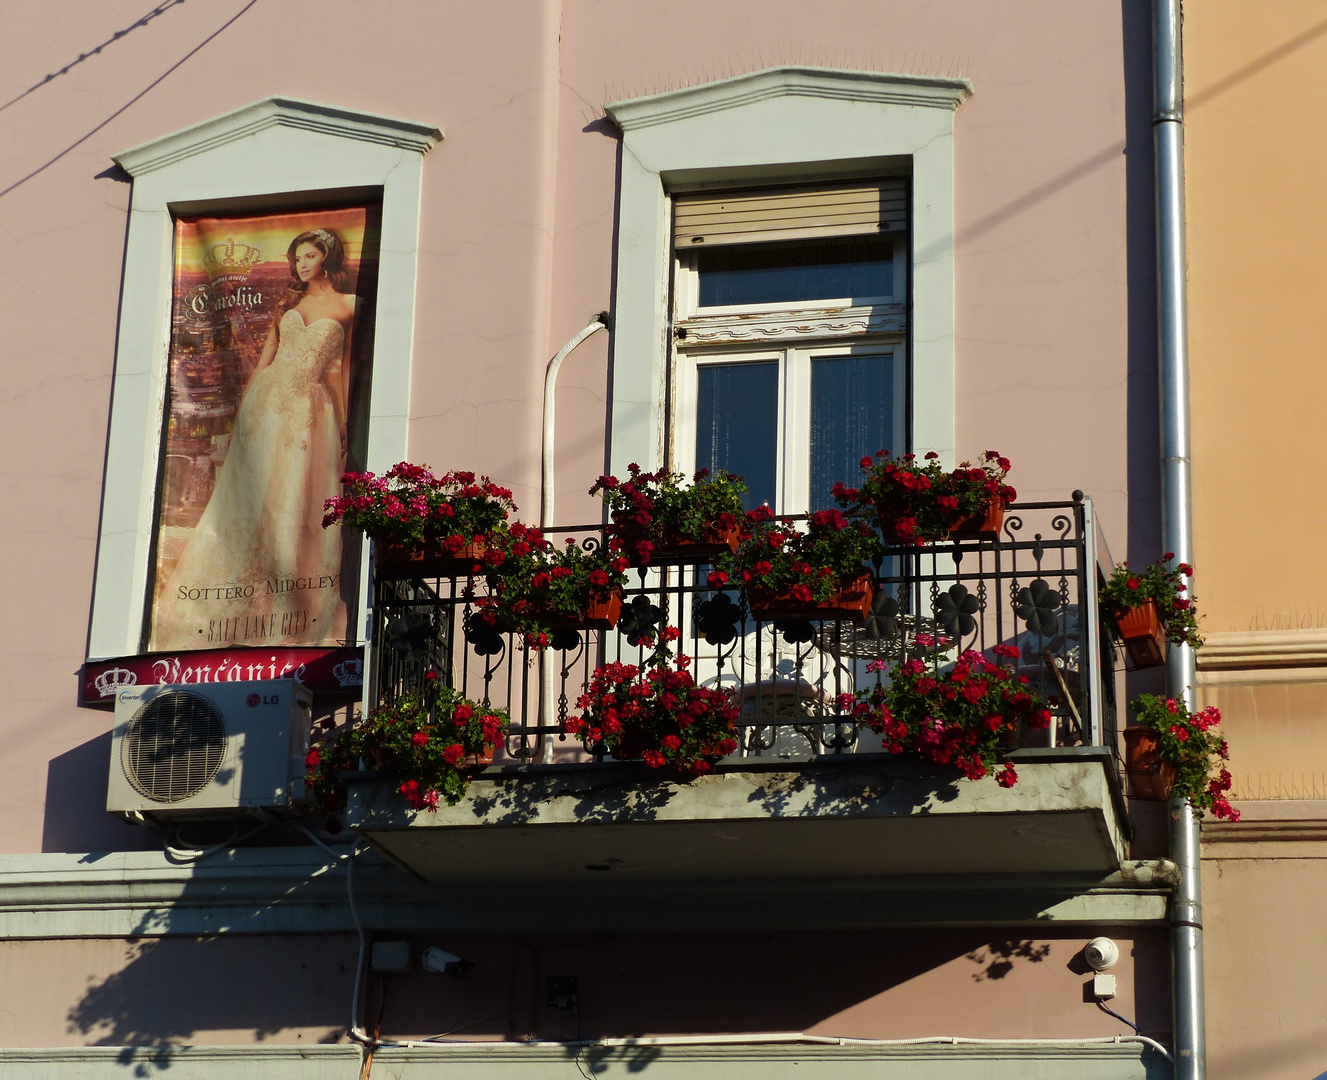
[{"xmin": 365, "ymin": 494, "xmax": 1117, "ymax": 766}]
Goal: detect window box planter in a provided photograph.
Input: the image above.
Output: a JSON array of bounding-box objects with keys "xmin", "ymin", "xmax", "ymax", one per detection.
[
  {"xmin": 946, "ymin": 498, "xmax": 1005, "ymax": 540},
  {"xmin": 374, "ymin": 536, "xmax": 489, "ymax": 578},
  {"xmin": 651, "ymin": 526, "xmax": 742, "ymax": 564},
  {"xmin": 747, "ymin": 571, "xmax": 875, "ymax": 625},
  {"xmin": 1123, "ymin": 727, "xmax": 1175, "ymax": 801},
  {"xmin": 1111, "ymin": 600, "xmax": 1167, "ymax": 669},
  {"xmin": 542, "ymin": 589, "xmax": 624, "ymax": 632}
]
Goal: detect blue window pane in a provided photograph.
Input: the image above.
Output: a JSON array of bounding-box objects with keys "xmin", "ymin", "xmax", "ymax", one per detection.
[
  {"xmin": 696, "ymin": 362, "xmax": 778, "ymax": 511},
  {"xmin": 809, "ymin": 354, "xmax": 896, "ymax": 511},
  {"xmin": 697, "ymin": 236, "xmax": 891, "ymax": 307}
]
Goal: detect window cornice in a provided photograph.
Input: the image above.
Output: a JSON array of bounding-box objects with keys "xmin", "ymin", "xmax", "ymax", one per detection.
[
  {"xmin": 607, "ymin": 66, "xmax": 971, "ymax": 132},
  {"xmin": 114, "ymin": 96, "xmax": 443, "ymax": 176}
]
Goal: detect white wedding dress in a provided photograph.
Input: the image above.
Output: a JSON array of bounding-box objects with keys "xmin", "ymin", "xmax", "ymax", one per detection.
[{"xmin": 150, "ymin": 308, "xmax": 347, "ymax": 650}]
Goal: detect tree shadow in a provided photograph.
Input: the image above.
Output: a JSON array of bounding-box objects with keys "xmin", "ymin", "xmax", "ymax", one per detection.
[
  {"xmin": 965, "ymin": 938, "xmax": 1053, "ymax": 981},
  {"xmin": 65, "ymin": 932, "xmax": 355, "ymax": 1060}
]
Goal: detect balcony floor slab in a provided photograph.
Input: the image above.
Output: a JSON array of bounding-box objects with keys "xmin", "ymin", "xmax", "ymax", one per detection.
[{"xmin": 346, "ymin": 750, "xmax": 1127, "ymax": 893}]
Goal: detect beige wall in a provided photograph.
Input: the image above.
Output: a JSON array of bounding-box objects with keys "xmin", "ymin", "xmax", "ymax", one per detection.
[
  {"xmin": 1187, "ymin": 5, "xmax": 1327, "ymax": 632},
  {"xmin": 1198, "ymin": 679, "xmax": 1327, "ymax": 800},
  {"xmin": 1186, "ymin": 9, "xmax": 1327, "ymax": 1078},
  {"xmin": 1203, "ymin": 837, "xmax": 1327, "ymax": 1080}
]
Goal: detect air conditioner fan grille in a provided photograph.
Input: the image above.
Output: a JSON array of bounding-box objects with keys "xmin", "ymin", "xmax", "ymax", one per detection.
[{"xmin": 121, "ymin": 691, "xmax": 227, "ymax": 803}]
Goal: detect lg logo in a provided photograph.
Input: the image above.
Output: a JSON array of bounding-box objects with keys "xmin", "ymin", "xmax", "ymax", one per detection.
[{"xmin": 246, "ymin": 692, "xmax": 282, "ymax": 707}]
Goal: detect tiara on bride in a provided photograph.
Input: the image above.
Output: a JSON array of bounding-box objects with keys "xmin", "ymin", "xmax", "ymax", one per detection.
[{"xmin": 313, "ymin": 229, "xmax": 337, "ymax": 249}]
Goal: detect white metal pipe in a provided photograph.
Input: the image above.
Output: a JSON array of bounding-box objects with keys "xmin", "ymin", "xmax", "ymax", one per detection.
[
  {"xmin": 541, "ymin": 314, "xmax": 609, "ymax": 529},
  {"xmin": 538, "ymin": 314, "xmax": 609, "ymax": 763},
  {"xmin": 1153, "ymin": 1, "xmax": 1205, "ymax": 1077}
]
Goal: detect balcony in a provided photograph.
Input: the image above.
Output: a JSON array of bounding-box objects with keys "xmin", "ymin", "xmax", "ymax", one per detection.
[{"xmin": 345, "ymin": 496, "xmax": 1133, "ymax": 908}]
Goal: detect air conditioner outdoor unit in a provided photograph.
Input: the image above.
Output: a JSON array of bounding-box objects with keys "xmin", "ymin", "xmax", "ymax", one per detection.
[{"xmin": 107, "ymin": 679, "xmax": 312, "ymax": 818}]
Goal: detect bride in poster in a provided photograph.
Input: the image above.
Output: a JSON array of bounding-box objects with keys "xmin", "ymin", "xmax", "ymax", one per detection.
[{"xmin": 151, "ymin": 227, "xmax": 359, "ymax": 650}]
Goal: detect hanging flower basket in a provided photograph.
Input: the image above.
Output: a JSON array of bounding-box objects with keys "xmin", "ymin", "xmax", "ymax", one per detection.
[
  {"xmin": 1111, "ymin": 600, "xmax": 1167, "ymax": 669},
  {"xmin": 1123, "ymin": 727, "xmax": 1176, "ymax": 801},
  {"xmin": 947, "ymin": 498, "xmax": 1005, "ymax": 540},
  {"xmin": 747, "ymin": 571, "xmax": 875, "ymax": 625},
  {"xmin": 374, "ymin": 536, "xmax": 489, "ymax": 578}
]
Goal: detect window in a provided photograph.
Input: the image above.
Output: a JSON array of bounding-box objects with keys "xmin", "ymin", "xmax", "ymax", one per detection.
[
  {"xmin": 672, "ymin": 180, "xmax": 908, "ymax": 513},
  {"xmin": 604, "ymin": 66, "xmax": 970, "ymax": 485},
  {"xmin": 88, "ymin": 98, "xmax": 440, "ymax": 661}
]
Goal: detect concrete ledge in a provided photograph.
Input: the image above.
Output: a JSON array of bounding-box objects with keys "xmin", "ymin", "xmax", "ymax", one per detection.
[
  {"xmin": 0, "ymin": 1045, "xmax": 358, "ymax": 1079},
  {"xmin": 1196, "ymin": 629, "xmax": 1327, "ymax": 684},
  {"xmin": 0, "ymin": 848, "xmax": 1172, "ymax": 938},
  {"xmin": 374, "ymin": 1041, "xmax": 1167, "ymax": 1080},
  {"xmin": 1197, "ymin": 628, "xmax": 1327, "ymax": 668},
  {"xmin": 0, "ymin": 1039, "xmax": 1167, "ymax": 1080}
]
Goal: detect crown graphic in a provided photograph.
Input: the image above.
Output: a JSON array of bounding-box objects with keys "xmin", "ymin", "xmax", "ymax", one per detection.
[
  {"xmin": 202, "ymin": 236, "xmax": 263, "ymax": 278},
  {"xmin": 333, "ymin": 658, "xmax": 364, "ymax": 687},
  {"xmin": 94, "ymin": 666, "xmax": 138, "ymax": 697}
]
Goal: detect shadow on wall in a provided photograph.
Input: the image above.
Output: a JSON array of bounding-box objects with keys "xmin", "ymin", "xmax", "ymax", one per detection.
[
  {"xmin": 43, "ymin": 732, "xmax": 159, "ymax": 853},
  {"xmin": 63, "ymin": 924, "xmax": 1096, "ymax": 1055},
  {"xmin": 966, "ymin": 939, "xmax": 1051, "ymax": 981},
  {"xmin": 66, "ymin": 934, "xmax": 355, "ymax": 1050},
  {"xmin": 1119, "ymin": 0, "xmax": 1161, "ymax": 567},
  {"xmin": 352, "ymin": 929, "xmax": 1104, "ymax": 1046}
]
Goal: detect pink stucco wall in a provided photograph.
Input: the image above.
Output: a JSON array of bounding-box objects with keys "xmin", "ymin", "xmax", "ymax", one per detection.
[
  {"xmin": 0, "ymin": 930, "xmax": 1166, "ymax": 1046},
  {"xmin": 0, "ymin": 0, "xmax": 1164, "ymax": 1057},
  {"xmin": 1, "ymin": 1, "xmax": 1146, "ymax": 836}
]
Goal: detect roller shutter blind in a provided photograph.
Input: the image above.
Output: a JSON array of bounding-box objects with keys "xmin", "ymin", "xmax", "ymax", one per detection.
[{"xmin": 673, "ymin": 179, "xmax": 908, "ymax": 249}]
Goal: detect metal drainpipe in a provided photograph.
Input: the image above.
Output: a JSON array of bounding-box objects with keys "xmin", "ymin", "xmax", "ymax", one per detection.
[{"xmin": 1153, "ymin": 0, "xmax": 1205, "ymax": 1076}]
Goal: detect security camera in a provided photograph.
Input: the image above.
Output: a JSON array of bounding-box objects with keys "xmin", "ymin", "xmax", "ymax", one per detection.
[
  {"xmin": 421, "ymin": 946, "xmax": 475, "ymax": 979},
  {"xmin": 1084, "ymin": 937, "xmax": 1119, "ymax": 972}
]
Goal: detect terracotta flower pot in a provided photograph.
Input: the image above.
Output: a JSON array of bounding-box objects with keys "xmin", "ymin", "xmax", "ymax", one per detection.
[
  {"xmin": 1111, "ymin": 600, "xmax": 1167, "ymax": 669},
  {"xmin": 747, "ymin": 571, "xmax": 874, "ymax": 625},
  {"xmin": 375, "ymin": 536, "xmax": 488, "ymax": 578},
  {"xmin": 543, "ymin": 589, "xmax": 624, "ymax": 631},
  {"xmin": 947, "ymin": 498, "xmax": 1006, "ymax": 540},
  {"xmin": 1123, "ymin": 727, "xmax": 1176, "ymax": 801},
  {"xmin": 650, "ymin": 526, "xmax": 741, "ymax": 564}
]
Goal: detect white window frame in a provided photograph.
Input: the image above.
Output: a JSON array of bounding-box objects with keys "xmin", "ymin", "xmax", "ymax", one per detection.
[
  {"xmin": 603, "ymin": 66, "xmax": 970, "ymax": 481},
  {"xmin": 88, "ymin": 97, "xmax": 441, "ymax": 661},
  {"xmin": 675, "ymin": 342, "xmax": 908, "ymax": 515}
]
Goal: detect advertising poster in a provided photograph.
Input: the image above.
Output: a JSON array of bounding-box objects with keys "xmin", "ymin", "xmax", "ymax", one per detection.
[{"xmin": 147, "ymin": 205, "xmax": 380, "ymax": 651}]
